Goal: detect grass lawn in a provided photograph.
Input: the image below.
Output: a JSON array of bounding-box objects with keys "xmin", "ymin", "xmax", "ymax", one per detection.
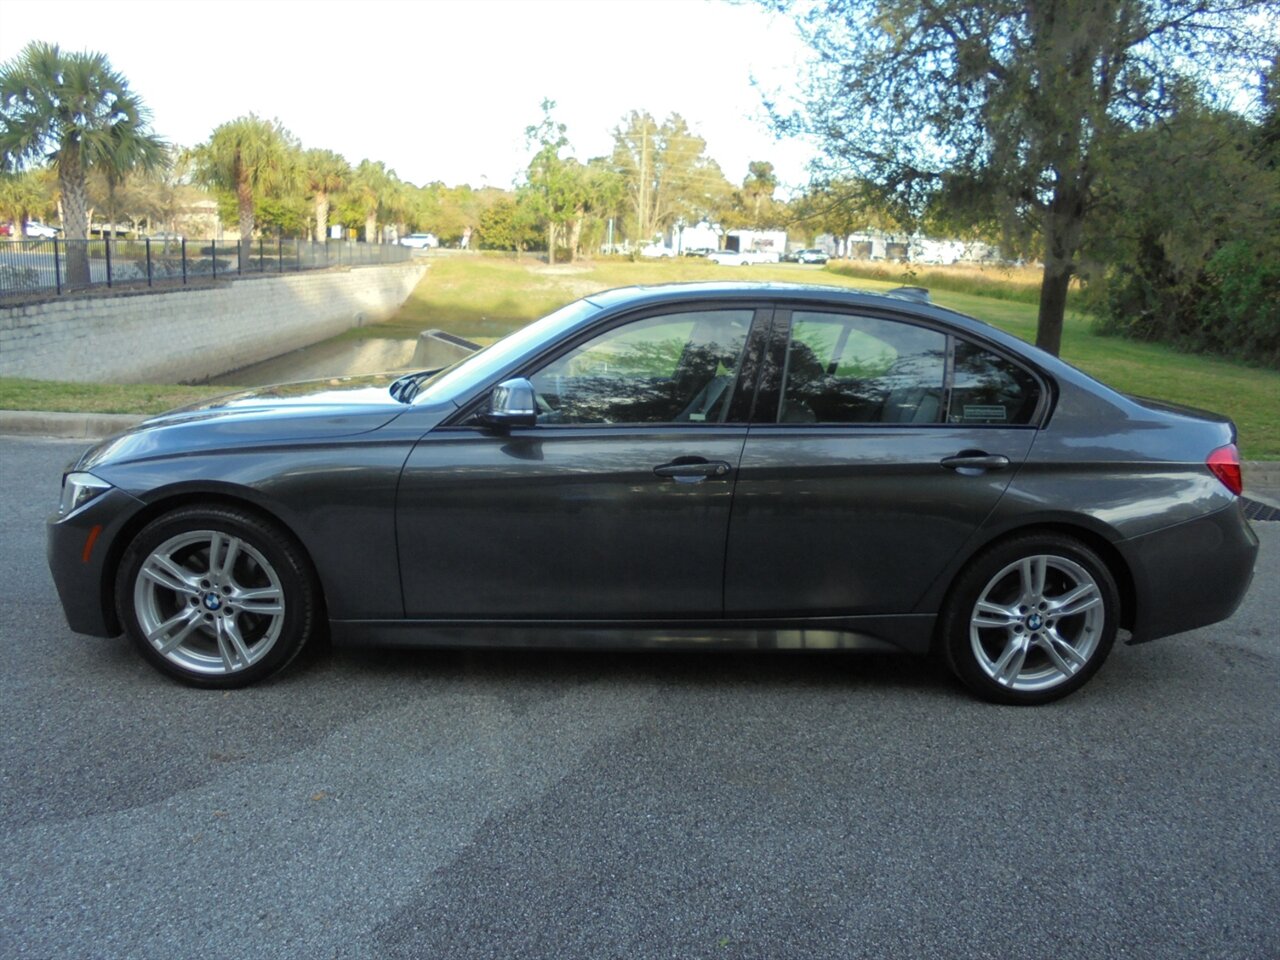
[
  {"xmin": 0, "ymin": 379, "xmax": 229, "ymax": 416},
  {"xmin": 3, "ymin": 253, "xmax": 1277, "ymax": 457}
]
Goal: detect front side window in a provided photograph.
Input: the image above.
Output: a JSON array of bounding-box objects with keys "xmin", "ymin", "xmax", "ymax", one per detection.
[
  {"xmin": 778, "ymin": 312, "xmax": 947, "ymax": 424},
  {"xmin": 530, "ymin": 310, "xmax": 753, "ymax": 425}
]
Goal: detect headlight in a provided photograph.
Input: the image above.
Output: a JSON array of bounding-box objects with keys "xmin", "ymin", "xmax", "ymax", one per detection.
[{"xmin": 59, "ymin": 472, "xmax": 113, "ymax": 516}]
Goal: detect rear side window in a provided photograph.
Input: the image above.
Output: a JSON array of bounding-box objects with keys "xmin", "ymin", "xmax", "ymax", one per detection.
[
  {"xmin": 779, "ymin": 312, "xmax": 947, "ymax": 424},
  {"xmin": 948, "ymin": 340, "xmax": 1041, "ymax": 425}
]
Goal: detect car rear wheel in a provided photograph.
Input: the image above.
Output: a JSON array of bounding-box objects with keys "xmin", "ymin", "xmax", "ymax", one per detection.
[
  {"xmin": 941, "ymin": 534, "xmax": 1119, "ymax": 705},
  {"xmin": 116, "ymin": 506, "xmax": 318, "ymax": 688}
]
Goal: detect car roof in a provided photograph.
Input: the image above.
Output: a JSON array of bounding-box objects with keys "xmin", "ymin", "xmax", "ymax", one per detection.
[{"xmin": 584, "ymin": 281, "xmax": 939, "ymax": 311}]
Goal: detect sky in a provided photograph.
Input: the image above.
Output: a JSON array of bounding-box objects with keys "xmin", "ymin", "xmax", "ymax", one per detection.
[{"xmin": 0, "ymin": 0, "xmax": 819, "ymax": 194}]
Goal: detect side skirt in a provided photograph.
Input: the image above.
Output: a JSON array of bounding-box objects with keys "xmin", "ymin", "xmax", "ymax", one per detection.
[{"xmin": 328, "ymin": 614, "xmax": 935, "ymax": 656}]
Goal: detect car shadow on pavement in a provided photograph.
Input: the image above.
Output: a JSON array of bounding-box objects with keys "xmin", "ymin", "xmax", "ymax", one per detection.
[{"xmin": 303, "ymin": 643, "xmax": 964, "ymax": 699}]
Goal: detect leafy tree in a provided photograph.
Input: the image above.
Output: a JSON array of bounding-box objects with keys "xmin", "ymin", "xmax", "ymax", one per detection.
[
  {"xmin": 1090, "ymin": 90, "xmax": 1280, "ymax": 363},
  {"xmin": 770, "ymin": 0, "xmax": 1278, "ymax": 355},
  {"xmin": 302, "ymin": 148, "xmax": 350, "ymax": 242},
  {"xmin": 787, "ymin": 178, "xmax": 907, "ymax": 249},
  {"xmin": 520, "ymin": 100, "xmax": 589, "ymax": 263},
  {"xmin": 571, "ymin": 158, "xmax": 627, "ymax": 259},
  {"xmin": 0, "ymin": 169, "xmax": 53, "ymax": 237},
  {"xmin": 0, "ymin": 41, "xmax": 164, "ymax": 283},
  {"xmin": 412, "ymin": 182, "xmax": 507, "ymax": 245},
  {"xmin": 476, "ymin": 194, "xmax": 539, "ymax": 251},
  {"xmin": 192, "ymin": 115, "xmax": 298, "ymax": 256},
  {"xmin": 611, "ymin": 111, "xmax": 733, "ymax": 245}
]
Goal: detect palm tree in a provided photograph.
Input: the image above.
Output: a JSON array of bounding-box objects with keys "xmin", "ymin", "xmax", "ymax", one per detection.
[
  {"xmin": 348, "ymin": 160, "xmax": 397, "ymax": 243},
  {"xmin": 191, "ymin": 115, "xmax": 297, "ymax": 259},
  {"xmin": 742, "ymin": 161, "xmax": 777, "ymax": 226},
  {"xmin": 302, "ymin": 148, "xmax": 349, "ymax": 242},
  {"xmin": 0, "ymin": 41, "xmax": 163, "ymax": 284}
]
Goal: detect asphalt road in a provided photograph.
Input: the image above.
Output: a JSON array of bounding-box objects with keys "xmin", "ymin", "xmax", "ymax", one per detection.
[{"xmin": 2, "ymin": 437, "xmax": 1277, "ymax": 960}]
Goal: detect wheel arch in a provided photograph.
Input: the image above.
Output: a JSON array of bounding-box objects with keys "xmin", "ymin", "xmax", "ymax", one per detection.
[
  {"xmin": 928, "ymin": 521, "xmax": 1137, "ymax": 657},
  {"xmin": 99, "ymin": 488, "xmax": 328, "ymax": 637}
]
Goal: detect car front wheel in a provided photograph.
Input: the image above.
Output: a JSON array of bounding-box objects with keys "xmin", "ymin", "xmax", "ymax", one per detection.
[
  {"xmin": 941, "ymin": 534, "xmax": 1119, "ymax": 705},
  {"xmin": 116, "ymin": 506, "xmax": 318, "ymax": 688}
]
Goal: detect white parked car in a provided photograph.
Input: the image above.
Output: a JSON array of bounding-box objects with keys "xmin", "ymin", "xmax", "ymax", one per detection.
[
  {"xmin": 400, "ymin": 233, "xmax": 439, "ymax": 249},
  {"xmin": 707, "ymin": 249, "xmax": 770, "ymax": 266},
  {"xmin": 24, "ymin": 221, "xmax": 59, "ymax": 239},
  {"xmin": 640, "ymin": 243, "xmax": 675, "ymax": 259}
]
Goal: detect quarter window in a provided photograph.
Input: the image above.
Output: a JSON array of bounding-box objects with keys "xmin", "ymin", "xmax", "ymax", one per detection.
[
  {"xmin": 529, "ymin": 310, "xmax": 753, "ymax": 424},
  {"xmin": 948, "ymin": 340, "xmax": 1041, "ymax": 425}
]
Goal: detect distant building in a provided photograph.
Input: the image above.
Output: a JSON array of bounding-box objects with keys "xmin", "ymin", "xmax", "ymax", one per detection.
[
  {"xmin": 677, "ymin": 220, "xmax": 721, "ymax": 253},
  {"xmin": 817, "ymin": 230, "xmax": 1002, "ymax": 264},
  {"xmin": 724, "ymin": 229, "xmax": 787, "ymax": 259}
]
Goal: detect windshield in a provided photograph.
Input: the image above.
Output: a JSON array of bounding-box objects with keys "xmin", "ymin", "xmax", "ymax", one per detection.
[{"xmin": 410, "ymin": 297, "xmax": 603, "ymax": 405}]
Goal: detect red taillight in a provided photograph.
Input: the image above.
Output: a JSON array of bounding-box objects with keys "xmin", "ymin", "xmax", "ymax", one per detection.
[{"xmin": 1207, "ymin": 444, "xmax": 1243, "ymax": 496}]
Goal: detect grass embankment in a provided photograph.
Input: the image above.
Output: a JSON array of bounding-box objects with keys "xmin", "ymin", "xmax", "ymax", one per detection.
[
  {"xmin": 0, "ymin": 379, "xmax": 228, "ymax": 415},
  {"xmin": 3, "ymin": 253, "xmax": 1276, "ymax": 457}
]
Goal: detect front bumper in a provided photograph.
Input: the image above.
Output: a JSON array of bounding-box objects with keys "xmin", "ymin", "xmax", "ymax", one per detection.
[
  {"xmin": 1119, "ymin": 500, "xmax": 1260, "ymax": 643},
  {"xmin": 46, "ymin": 487, "xmax": 146, "ymax": 637}
]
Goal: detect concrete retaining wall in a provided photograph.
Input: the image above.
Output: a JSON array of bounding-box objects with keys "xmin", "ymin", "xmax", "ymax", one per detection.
[
  {"xmin": 412, "ymin": 329, "xmax": 481, "ymax": 369},
  {"xmin": 0, "ymin": 262, "xmax": 427, "ymax": 384}
]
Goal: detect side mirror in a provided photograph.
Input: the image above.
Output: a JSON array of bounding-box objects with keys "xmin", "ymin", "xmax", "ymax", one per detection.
[{"xmin": 483, "ymin": 378, "xmax": 538, "ymax": 427}]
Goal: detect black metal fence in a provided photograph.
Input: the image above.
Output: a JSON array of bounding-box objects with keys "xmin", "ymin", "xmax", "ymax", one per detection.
[{"xmin": 0, "ymin": 237, "xmax": 413, "ymax": 300}]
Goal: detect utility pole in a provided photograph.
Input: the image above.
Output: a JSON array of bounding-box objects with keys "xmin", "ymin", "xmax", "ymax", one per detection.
[{"xmin": 638, "ymin": 116, "xmax": 650, "ymax": 245}]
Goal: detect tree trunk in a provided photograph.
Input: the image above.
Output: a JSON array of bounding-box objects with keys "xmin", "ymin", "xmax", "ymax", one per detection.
[
  {"xmin": 58, "ymin": 150, "xmax": 91, "ymax": 288},
  {"xmin": 568, "ymin": 216, "xmax": 583, "ymax": 263},
  {"xmin": 547, "ymin": 223, "xmax": 556, "ymax": 265},
  {"xmin": 1035, "ymin": 185, "xmax": 1086, "ymax": 357},
  {"xmin": 314, "ymin": 192, "xmax": 329, "ymax": 243},
  {"xmin": 237, "ymin": 175, "xmax": 255, "ymax": 268},
  {"xmin": 1036, "ymin": 262, "xmax": 1072, "ymax": 357},
  {"xmin": 365, "ymin": 212, "xmax": 377, "ymax": 244}
]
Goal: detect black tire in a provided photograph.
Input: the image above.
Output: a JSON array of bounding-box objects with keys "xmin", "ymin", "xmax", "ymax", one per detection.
[
  {"xmin": 116, "ymin": 505, "xmax": 318, "ymax": 688},
  {"xmin": 940, "ymin": 533, "xmax": 1119, "ymax": 705}
]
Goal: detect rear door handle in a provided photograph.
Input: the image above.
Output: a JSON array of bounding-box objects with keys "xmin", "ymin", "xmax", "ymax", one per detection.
[
  {"xmin": 941, "ymin": 453, "xmax": 1011, "ymax": 472},
  {"xmin": 654, "ymin": 458, "xmax": 732, "ymax": 481}
]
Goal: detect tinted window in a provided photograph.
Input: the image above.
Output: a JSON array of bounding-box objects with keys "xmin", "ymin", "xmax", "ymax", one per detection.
[
  {"xmin": 530, "ymin": 310, "xmax": 752, "ymax": 424},
  {"xmin": 948, "ymin": 340, "xmax": 1041, "ymax": 425},
  {"xmin": 778, "ymin": 312, "xmax": 947, "ymax": 424}
]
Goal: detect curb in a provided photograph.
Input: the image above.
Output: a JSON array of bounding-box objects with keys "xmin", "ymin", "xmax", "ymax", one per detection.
[
  {"xmin": 1246, "ymin": 461, "xmax": 1280, "ymax": 491},
  {"xmin": 0, "ymin": 410, "xmax": 143, "ymax": 440}
]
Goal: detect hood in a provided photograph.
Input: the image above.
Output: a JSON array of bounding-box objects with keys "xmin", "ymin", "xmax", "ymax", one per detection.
[
  {"xmin": 157, "ymin": 373, "xmax": 407, "ymax": 422},
  {"xmin": 79, "ymin": 374, "xmax": 413, "ymax": 471}
]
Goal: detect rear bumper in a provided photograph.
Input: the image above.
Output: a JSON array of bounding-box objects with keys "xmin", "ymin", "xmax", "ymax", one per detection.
[
  {"xmin": 46, "ymin": 487, "xmax": 145, "ymax": 637},
  {"xmin": 1119, "ymin": 501, "xmax": 1260, "ymax": 643}
]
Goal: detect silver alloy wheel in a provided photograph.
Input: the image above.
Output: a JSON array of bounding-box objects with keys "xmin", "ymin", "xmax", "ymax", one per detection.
[
  {"xmin": 968, "ymin": 554, "xmax": 1105, "ymax": 692},
  {"xmin": 132, "ymin": 529, "xmax": 285, "ymax": 676}
]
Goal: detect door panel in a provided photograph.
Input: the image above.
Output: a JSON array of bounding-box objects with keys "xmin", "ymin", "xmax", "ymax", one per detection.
[
  {"xmin": 398, "ymin": 427, "xmax": 746, "ymax": 618},
  {"xmin": 725, "ymin": 425, "xmax": 1034, "ymax": 616},
  {"xmin": 397, "ymin": 305, "xmax": 769, "ymax": 621}
]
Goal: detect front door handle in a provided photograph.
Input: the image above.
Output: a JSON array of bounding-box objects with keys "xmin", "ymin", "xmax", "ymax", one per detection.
[
  {"xmin": 654, "ymin": 458, "xmax": 732, "ymax": 481},
  {"xmin": 941, "ymin": 452, "xmax": 1011, "ymax": 473}
]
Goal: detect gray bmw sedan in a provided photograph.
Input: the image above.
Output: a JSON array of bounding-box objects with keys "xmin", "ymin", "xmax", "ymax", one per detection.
[{"xmin": 48, "ymin": 283, "xmax": 1259, "ymax": 704}]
